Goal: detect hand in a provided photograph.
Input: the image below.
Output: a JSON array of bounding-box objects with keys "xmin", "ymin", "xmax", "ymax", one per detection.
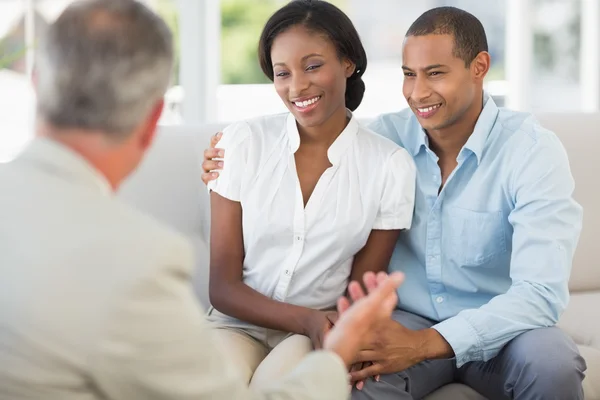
[
  {"xmin": 201, "ymin": 132, "xmax": 225, "ymax": 186},
  {"xmin": 323, "ymin": 271, "xmax": 404, "ymax": 368},
  {"xmin": 301, "ymin": 310, "xmax": 338, "ymax": 350},
  {"xmin": 349, "ymin": 321, "xmax": 454, "ymax": 383},
  {"xmin": 349, "ymin": 362, "xmax": 378, "ymax": 390}
]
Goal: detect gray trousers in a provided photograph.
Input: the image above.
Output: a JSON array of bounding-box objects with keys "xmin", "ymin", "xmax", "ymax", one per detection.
[{"xmin": 352, "ymin": 310, "xmax": 587, "ymax": 400}]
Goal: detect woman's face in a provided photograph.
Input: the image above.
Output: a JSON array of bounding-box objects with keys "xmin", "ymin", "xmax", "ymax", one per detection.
[{"xmin": 271, "ymin": 25, "xmax": 354, "ymax": 128}]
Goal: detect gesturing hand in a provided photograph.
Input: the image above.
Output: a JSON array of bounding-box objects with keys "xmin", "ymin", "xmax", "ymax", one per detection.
[{"xmin": 323, "ymin": 271, "xmax": 404, "ymax": 369}]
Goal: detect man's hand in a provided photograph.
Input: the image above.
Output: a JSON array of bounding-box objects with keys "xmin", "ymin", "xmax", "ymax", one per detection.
[
  {"xmin": 349, "ymin": 321, "xmax": 454, "ymax": 384},
  {"xmin": 201, "ymin": 132, "xmax": 224, "ymax": 185},
  {"xmin": 301, "ymin": 310, "xmax": 338, "ymax": 350},
  {"xmin": 323, "ymin": 271, "xmax": 404, "ymax": 369}
]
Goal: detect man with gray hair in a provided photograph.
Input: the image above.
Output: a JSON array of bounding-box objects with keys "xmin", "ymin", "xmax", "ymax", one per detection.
[{"xmin": 0, "ymin": 1, "xmax": 405, "ymax": 399}]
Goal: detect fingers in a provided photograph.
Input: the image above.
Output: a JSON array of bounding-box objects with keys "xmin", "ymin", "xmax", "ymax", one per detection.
[
  {"xmin": 202, "ymin": 160, "xmax": 223, "ymax": 172},
  {"xmin": 349, "ymin": 363, "xmax": 382, "ymax": 382},
  {"xmin": 366, "ymin": 272, "xmax": 404, "ymax": 306},
  {"xmin": 337, "ymin": 296, "xmax": 351, "ymax": 314},
  {"xmin": 201, "ymin": 146, "xmax": 224, "ymax": 186},
  {"xmin": 355, "ymin": 350, "xmax": 379, "ymax": 363},
  {"xmin": 347, "ymin": 280, "xmax": 366, "ymax": 303},
  {"xmin": 349, "ymin": 363, "xmax": 367, "ymax": 390},
  {"xmin": 363, "ymin": 271, "xmax": 378, "ymax": 293},
  {"xmin": 201, "ymin": 172, "xmax": 219, "ymax": 186},
  {"xmin": 203, "ymin": 147, "xmax": 224, "ymax": 161},
  {"xmin": 210, "ymin": 132, "xmax": 222, "ymax": 148}
]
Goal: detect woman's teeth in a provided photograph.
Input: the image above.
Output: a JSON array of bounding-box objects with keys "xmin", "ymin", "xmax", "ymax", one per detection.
[{"xmin": 294, "ymin": 96, "xmax": 321, "ymax": 108}]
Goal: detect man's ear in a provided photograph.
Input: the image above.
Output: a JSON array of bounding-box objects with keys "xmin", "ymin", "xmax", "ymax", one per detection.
[{"xmin": 471, "ymin": 51, "xmax": 491, "ymax": 81}]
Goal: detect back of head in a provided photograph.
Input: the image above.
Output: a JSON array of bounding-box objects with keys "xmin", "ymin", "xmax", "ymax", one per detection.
[
  {"xmin": 406, "ymin": 6, "xmax": 488, "ymax": 67},
  {"xmin": 36, "ymin": 0, "xmax": 174, "ymax": 140},
  {"xmin": 258, "ymin": 0, "xmax": 367, "ymax": 111}
]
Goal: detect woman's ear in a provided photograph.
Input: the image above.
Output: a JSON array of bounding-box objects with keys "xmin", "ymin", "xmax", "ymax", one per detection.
[{"xmin": 344, "ymin": 59, "xmax": 356, "ymax": 78}]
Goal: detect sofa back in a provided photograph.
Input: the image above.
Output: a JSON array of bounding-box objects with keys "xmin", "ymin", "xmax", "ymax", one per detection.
[{"xmin": 117, "ymin": 114, "xmax": 599, "ymax": 306}]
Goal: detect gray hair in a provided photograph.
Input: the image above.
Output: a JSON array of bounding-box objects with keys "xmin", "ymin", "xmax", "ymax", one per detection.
[{"xmin": 36, "ymin": 0, "xmax": 174, "ymax": 139}]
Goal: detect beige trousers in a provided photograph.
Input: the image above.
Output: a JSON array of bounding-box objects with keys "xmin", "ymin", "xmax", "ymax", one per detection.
[{"xmin": 207, "ymin": 308, "xmax": 313, "ymax": 389}]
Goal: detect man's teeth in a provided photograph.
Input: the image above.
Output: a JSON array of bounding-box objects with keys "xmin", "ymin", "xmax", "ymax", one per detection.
[
  {"xmin": 418, "ymin": 104, "xmax": 441, "ymax": 113},
  {"xmin": 294, "ymin": 96, "xmax": 320, "ymax": 108}
]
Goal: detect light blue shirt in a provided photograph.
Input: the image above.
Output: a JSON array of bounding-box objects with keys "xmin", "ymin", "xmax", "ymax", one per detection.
[{"xmin": 368, "ymin": 93, "xmax": 582, "ymax": 367}]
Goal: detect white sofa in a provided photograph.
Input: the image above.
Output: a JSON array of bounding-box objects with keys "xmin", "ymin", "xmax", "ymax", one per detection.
[{"xmin": 118, "ymin": 114, "xmax": 600, "ymax": 399}]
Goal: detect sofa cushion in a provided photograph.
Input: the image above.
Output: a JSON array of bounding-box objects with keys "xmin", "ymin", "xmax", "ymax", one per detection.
[
  {"xmin": 118, "ymin": 126, "xmax": 211, "ymax": 306},
  {"xmin": 559, "ymin": 292, "xmax": 600, "ymax": 350}
]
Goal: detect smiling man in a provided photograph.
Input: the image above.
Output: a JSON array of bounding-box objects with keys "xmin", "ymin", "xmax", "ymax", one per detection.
[
  {"xmin": 348, "ymin": 6, "xmax": 586, "ymax": 399},
  {"xmin": 201, "ymin": 6, "xmax": 586, "ymax": 400}
]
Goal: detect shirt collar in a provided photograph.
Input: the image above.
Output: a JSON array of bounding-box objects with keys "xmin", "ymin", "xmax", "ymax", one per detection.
[
  {"xmin": 18, "ymin": 137, "xmax": 113, "ymax": 196},
  {"xmin": 460, "ymin": 92, "xmax": 499, "ymax": 164},
  {"xmin": 409, "ymin": 91, "xmax": 499, "ymax": 164},
  {"xmin": 286, "ymin": 109, "xmax": 359, "ymax": 165}
]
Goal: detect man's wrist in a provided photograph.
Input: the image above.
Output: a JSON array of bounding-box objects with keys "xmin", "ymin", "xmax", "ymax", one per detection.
[{"xmin": 418, "ymin": 328, "xmax": 455, "ymax": 361}]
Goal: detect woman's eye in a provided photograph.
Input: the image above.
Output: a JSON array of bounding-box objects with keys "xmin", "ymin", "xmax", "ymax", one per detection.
[
  {"xmin": 275, "ymin": 71, "xmax": 289, "ymax": 77},
  {"xmin": 306, "ymin": 65, "xmax": 321, "ymax": 71}
]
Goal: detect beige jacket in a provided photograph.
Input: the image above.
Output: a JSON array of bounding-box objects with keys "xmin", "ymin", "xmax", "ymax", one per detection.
[{"xmin": 0, "ymin": 138, "xmax": 349, "ymax": 400}]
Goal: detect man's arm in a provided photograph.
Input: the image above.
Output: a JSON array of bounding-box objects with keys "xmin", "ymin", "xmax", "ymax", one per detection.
[
  {"xmin": 90, "ymin": 236, "xmax": 350, "ymax": 400},
  {"xmin": 433, "ymin": 135, "xmax": 583, "ymax": 366},
  {"xmin": 350, "ymin": 134, "xmax": 582, "ymax": 381}
]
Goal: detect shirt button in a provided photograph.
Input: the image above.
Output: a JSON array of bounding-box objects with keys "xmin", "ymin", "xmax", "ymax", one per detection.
[
  {"xmin": 295, "ymin": 235, "xmax": 304, "ymax": 242},
  {"xmin": 435, "ymin": 296, "xmax": 444, "ymax": 303},
  {"xmin": 285, "ymin": 269, "xmax": 291, "ymax": 276}
]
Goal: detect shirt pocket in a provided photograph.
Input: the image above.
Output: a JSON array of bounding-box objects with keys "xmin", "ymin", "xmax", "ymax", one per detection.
[{"xmin": 445, "ymin": 206, "xmax": 507, "ymax": 267}]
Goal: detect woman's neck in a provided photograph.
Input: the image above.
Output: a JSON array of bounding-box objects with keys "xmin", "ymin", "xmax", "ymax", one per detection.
[{"xmin": 297, "ymin": 106, "xmax": 349, "ymax": 149}]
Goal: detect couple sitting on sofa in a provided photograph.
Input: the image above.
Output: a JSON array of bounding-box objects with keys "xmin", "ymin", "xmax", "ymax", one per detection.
[{"xmin": 200, "ymin": 1, "xmax": 586, "ymax": 399}]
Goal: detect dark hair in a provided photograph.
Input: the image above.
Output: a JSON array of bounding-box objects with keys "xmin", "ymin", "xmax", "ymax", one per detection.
[
  {"xmin": 406, "ymin": 6, "xmax": 488, "ymax": 67},
  {"xmin": 258, "ymin": 0, "xmax": 367, "ymax": 111}
]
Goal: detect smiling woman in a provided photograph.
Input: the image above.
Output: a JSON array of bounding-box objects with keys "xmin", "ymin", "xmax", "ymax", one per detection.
[{"xmin": 205, "ymin": 0, "xmax": 416, "ymax": 391}]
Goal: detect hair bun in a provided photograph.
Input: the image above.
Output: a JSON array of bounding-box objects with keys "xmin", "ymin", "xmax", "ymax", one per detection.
[{"xmin": 345, "ymin": 74, "xmax": 365, "ymax": 111}]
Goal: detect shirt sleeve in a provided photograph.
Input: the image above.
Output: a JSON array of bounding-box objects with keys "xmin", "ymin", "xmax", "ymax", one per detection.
[
  {"xmin": 433, "ymin": 133, "xmax": 583, "ymax": 367},
  {"xmin": 373, "ymin": 148, "xmax": 417, "ymax": 230},
  {"xmin": 206, "ymin": 121, "xmax": 252, "ymax": 202}
]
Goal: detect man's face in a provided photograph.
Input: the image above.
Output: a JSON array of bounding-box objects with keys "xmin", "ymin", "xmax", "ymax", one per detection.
[{"xmin": 402, "ymin": 34, "xmax": 477, "ymax": 132}]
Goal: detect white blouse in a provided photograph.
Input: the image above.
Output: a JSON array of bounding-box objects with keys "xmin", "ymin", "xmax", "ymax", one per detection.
[{"xmin": 208, "ymin": 111, "xmax": 416, "ymax": 310}]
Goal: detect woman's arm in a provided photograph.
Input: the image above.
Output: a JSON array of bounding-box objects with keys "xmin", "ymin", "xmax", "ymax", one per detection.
[
  {"xmin": 209, "ymin": 192, "xmax": 333, "ymax": 346},
  {"xmin": 350, "ymin": 230, "xmax": 401, "ymax": 289}
]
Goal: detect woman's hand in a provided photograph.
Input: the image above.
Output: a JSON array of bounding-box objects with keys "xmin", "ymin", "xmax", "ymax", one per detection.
[{"xmin": 301, "ymin": 310, "xmax": 339, "ymax": 350}]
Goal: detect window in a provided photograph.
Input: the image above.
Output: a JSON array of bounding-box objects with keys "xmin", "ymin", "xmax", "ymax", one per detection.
[
  {"xmin": 0, "ymin": 0, "xmax": 596, "ymax": 162},
  {"xmin": 0, "ymin": 0, "xmax": 180, "ymax": 163},
  {"xmin": 0, "ymin": 0, "xmax": 33, "ymax": 162},
  {"xmin": 531, "ymin": 0, "xmax": 582, "ymax": 111}
]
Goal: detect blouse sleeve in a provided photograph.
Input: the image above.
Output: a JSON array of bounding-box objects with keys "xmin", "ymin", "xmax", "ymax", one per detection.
[
  {"xmin": 206, "ymin": 121, "xmax": 252, "ymax": 202},
  {"xmin": 373, "ymin": 148, "xmax": 417, "ymax": 230}
]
